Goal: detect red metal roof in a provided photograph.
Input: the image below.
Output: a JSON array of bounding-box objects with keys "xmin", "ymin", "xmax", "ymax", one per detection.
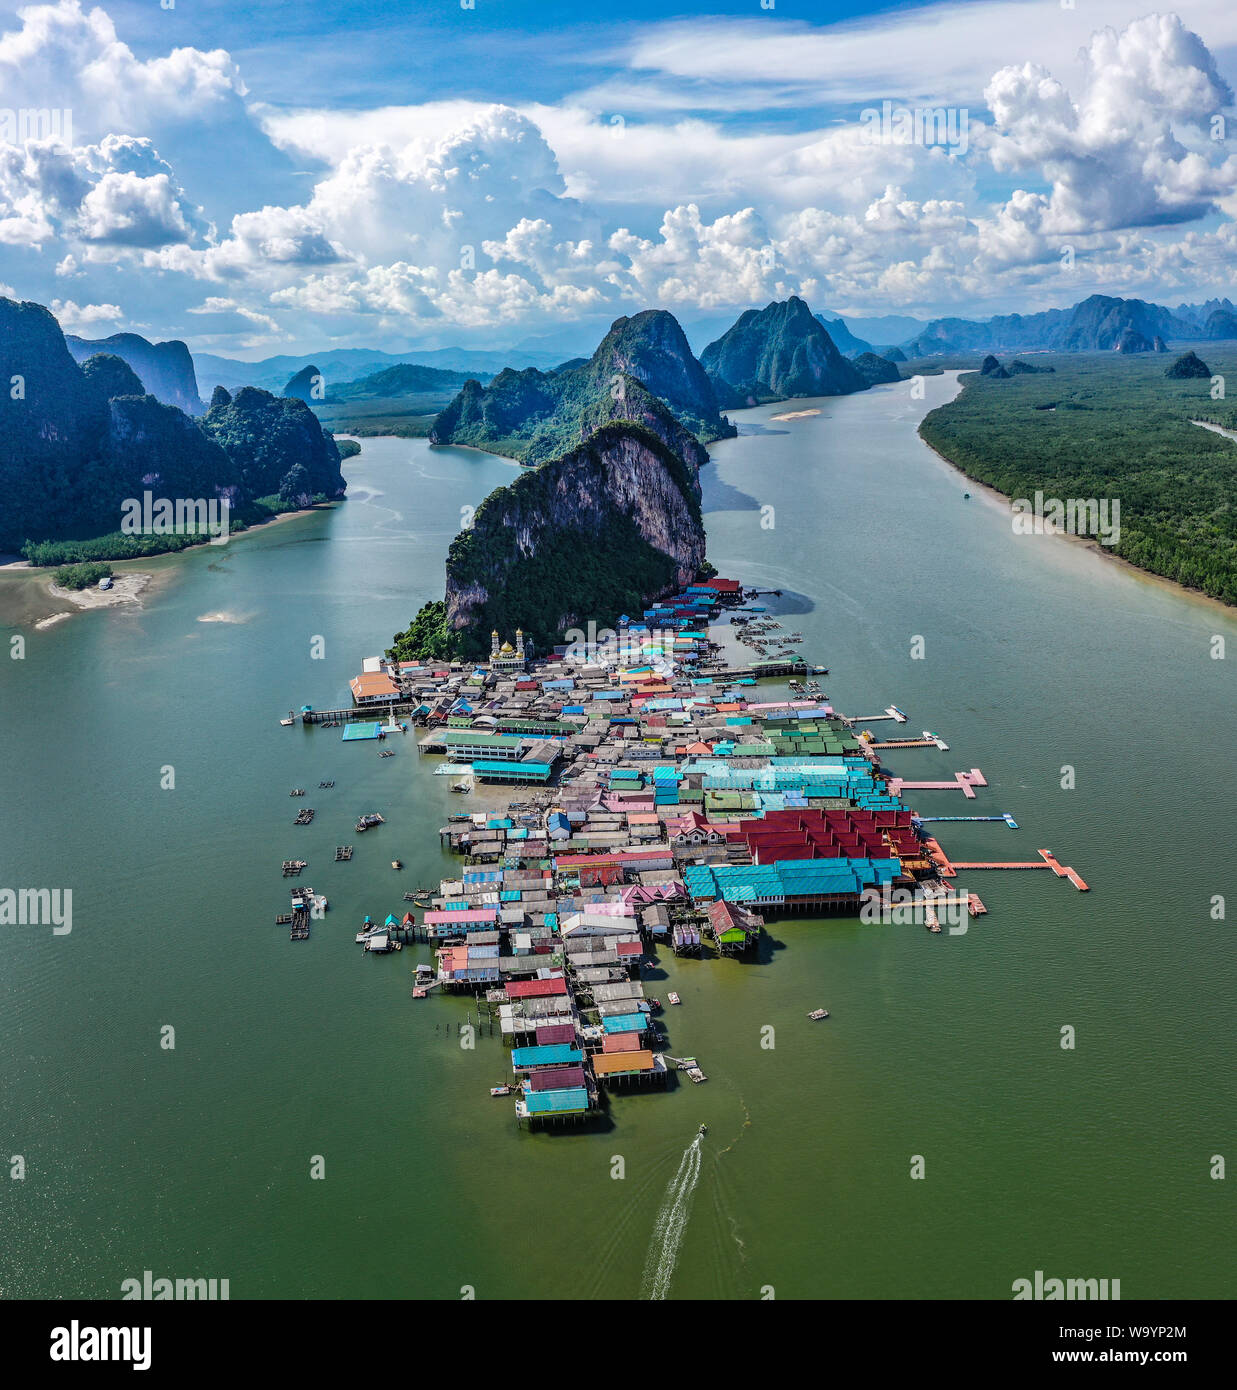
[
  {"xmin": 536, "ymin": 1023, "xmax": 577, "ymax": 1045},
  {"xmin": 506, "ymin": 977, "xmax": 568, "ymax": 999},
  {"xmin": 601, "ymin": 1032, "xmax": 643, "ymax": 1053}
]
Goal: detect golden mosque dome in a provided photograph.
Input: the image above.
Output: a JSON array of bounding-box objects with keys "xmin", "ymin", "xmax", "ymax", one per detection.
[{"xmin": 500, "ymin": 642, "xmax": 514, "ymax": 653}]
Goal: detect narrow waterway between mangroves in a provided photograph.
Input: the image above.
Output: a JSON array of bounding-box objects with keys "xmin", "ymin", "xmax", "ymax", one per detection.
[{"xmin": 1, "ymin": 372, "xmax": 1233, "ymax": 1299}]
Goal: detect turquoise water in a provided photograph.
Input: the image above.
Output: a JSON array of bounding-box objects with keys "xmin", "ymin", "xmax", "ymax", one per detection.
[{"xmin": 1, "ymin": 374, "xmax": 1234, "ymax": 1299}]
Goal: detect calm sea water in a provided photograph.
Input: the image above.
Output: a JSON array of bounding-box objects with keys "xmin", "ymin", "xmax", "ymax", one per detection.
[{"xmin": 1, "ymin": 374, "xmax": 1234, "ymax": 1300}]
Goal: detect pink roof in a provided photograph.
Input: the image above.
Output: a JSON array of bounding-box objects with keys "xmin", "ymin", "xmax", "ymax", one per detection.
[{"xmin": 422, "ymin": 910, "xmax": 499, "ymax": 925}]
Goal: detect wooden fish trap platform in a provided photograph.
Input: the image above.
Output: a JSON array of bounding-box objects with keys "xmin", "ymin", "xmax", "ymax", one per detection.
[
  {"xmin": 282, "ymin": 859, "xmax": 307, "ymax": 876},
  {"xmin": 335, "ymin": 845, "xmax": 353, "ymax": 861}
]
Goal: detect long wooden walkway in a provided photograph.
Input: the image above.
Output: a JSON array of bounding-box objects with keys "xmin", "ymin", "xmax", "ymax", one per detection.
[{"xmin": 925, "ymin": 843, "xmax": 1089, "ymax": 891}]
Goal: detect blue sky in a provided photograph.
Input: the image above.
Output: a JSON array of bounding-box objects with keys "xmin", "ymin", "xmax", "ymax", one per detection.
[{"xmin": 2, "ymin": 0, "xmax": 1236, "ymax": 356}]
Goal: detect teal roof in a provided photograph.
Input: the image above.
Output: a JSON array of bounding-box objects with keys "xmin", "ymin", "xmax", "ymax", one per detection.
[
  {"xmin": 472, "ymin": 760, "xmax": 553, "ymax": 782},
  {"xmin": 602, "ymin": 1013, "xmax": 648, "ymax": 1033},
  {"xmin": 512, "ymin": 1043, "xmax": 583, "ymax": 1069},
  {"xmin": 524, "ymin": 1087, "xmax": 590, "ymax": 1115}
]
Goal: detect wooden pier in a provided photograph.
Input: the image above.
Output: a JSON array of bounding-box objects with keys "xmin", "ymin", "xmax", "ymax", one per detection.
[
  {"xmin": 924, "ymin": 843, "xmax": 1088, "ymax": 891},
  {"xmin": 867, "ymin": 736, "xmax": 948, "ymax": 750},
  {"xmin": 300, "ymin": 701, "xmax": 419, "ymax": 725},
  {"xmin": 887, "ymin": 768, "xmax": 986, "ymax": 799},
  {"xmin": 849, "ymin": 705, "xmax": 908, "ymax": 724}
]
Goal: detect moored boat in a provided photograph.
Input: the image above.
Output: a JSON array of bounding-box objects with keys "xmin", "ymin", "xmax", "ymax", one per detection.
[{"xmin": 807, "ymin": 1008, "xmax": 830, "ymax": 1020}]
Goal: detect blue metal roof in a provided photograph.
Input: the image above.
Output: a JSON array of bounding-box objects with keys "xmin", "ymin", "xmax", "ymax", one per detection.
[{"xmin": 512, "ymin": 1043, "xmax": 584, "ymax": 1069}]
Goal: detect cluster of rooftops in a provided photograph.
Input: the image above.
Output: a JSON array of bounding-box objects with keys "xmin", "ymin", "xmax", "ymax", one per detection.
[{"xmin": 363, "ymin": 579, "xmax": 940, "ymax": 1127}]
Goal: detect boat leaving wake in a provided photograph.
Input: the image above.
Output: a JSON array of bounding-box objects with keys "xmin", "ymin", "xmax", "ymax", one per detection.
[{"xmin": 640, "ymin": 1132, "xmax": 703, "ymax": 1300}]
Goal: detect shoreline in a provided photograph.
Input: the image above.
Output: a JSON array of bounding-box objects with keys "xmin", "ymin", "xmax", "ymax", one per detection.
[
  {"xmin": 917, "ymin": 430, "xmax": 1237, "ymax": 617},
  {"xmin": 0, "ymin": 503, "xmax": 337, "ymax": 628},
  {"xmin": 48, "ymin": 572, "xmax": 153, "ymax": 611},
  {"xmin": 0, "ymin": 500, "xmax": 334, "ymax": 572}
]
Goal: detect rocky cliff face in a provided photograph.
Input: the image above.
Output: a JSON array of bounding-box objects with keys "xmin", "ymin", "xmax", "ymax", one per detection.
[
  {"xmin": 701, "ymin": 297, "xmax": 866, "ymax": 407},
  {"xmin": 583, "ymin": 310, "xmax": 731, "ymax": 441},
  {"xmin": 443, "ymin": 422, "xmax": 706, "ymax": 655},
  {"xmin": 66, "ymin": 331, "xmax": 204, "ymax": 414},
  {"xmin": 428, "ymin": 308, "xmax": 732, "ymax": 464}
]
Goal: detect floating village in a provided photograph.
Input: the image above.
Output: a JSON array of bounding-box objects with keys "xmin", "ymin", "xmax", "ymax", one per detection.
[{"xmin": 277, "ymin": 576, "xmax": 1087, "ymax": 1130}]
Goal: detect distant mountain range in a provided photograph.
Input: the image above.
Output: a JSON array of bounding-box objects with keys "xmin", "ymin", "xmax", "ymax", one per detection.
[
  {"xmin": 194, "ymin": 345, "xmax": 564, "ymax": 399},
  {"xmin": 321, "ymin": 362, "xmax": 481, "ymax": 401},
  {"xmin": 902, "ymin": 295, "xmax": 1237, "ymax": 356}
]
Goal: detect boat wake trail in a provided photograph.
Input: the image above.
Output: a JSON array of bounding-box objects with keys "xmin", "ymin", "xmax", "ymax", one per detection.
[{"xmin": 640, "ymin": 1133, "xmax": 703, "ymax": 1300}]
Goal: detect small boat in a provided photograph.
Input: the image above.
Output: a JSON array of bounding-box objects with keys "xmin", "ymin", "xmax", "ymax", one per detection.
[
  {"xmin": 356, "ymin": 813, "xmax": 385, "ymax": 831},
  {"xmin": 667, "ymin": 992, "xmax": 681, "ymax": 1005},
  {"xmin": 279, "ymin": 714, "xmax": 294, "ymax": 726},
  {"xmin": 490, "ymin": 1085, "xmax": 512, "ymax": 1097},
  {"xmin": 450, "ymin": 782, "xmax": 471, "ymax": 794},
  {"xmin": 698, "ymin": 1123, "xmax": 708, "ymax": 1135},
  {"xmin": 928, "ymin": 922, "xmax": 942, "ymax": 934},
  {"xmin": 963, "ymin": 492, "xmax": 971, "ymax": 499},
  {"xmin": 807, "ymin": 1008, "xmax": 830, "ymax": 1020},
  {"xmin": 391, "ymin": 860, "xmax": 402, "ymax": 870}
]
